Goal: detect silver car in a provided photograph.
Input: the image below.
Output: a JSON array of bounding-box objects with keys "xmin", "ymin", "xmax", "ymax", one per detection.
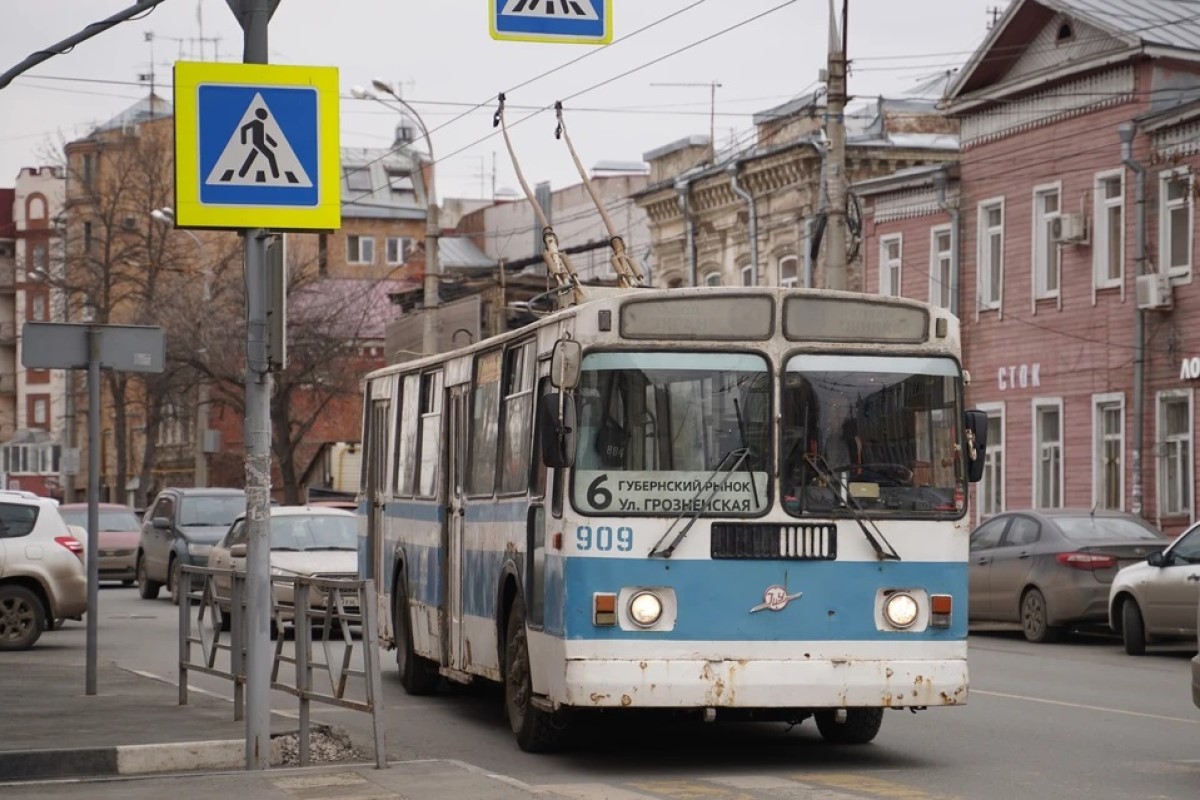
[
  {"xmin": 1109, "ymin": 521, "xmax": 1200, "ymax": 655},
  {"xmin": 969, "ymin": 509, "xmax": 1168, "ymax": 643}
]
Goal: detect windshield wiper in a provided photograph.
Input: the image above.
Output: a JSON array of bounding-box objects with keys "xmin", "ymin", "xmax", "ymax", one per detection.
[
  {"xmin": 803, "ymin": 453, "xmax": 900, "ymax": 561},
  {"xmin": 649, "ymin": 446, "xmax": 752, "ymax": 559}
]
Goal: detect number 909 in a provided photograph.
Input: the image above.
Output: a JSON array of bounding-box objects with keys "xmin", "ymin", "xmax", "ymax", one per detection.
[{"xmin": 575, "ymin": 525, "xmax": 633, "ymax": 552}]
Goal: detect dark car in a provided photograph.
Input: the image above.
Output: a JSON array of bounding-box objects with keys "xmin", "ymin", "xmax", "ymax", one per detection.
[
  {"xmin": 969, "ymin": 509, "xmax": 1169, "ymax": 642},
  {"xmin": 136, "ymin": 488, "xmax": 246, "ymax": 604}
]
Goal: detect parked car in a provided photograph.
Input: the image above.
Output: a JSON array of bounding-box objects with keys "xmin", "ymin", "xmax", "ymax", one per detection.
[
  {"xmin": 0, "ymin": 490, "xmax": 87, "ymax": 650},
  {"xmin": 58, "ymin": 503, "xmax": 141, "ymax": 585},
  {"xmin": 207, "ymin": 506, "xmax": 359, "ymax": 631},
  {"xmin": 1108, "ymin": 520, "xmax": 1200, "ymax": 655},
  {"xmin": 137, "ymin": 487, "xmax": 246, "ymax": 604},
  {"xmin": 969, "ymin": 509, "xmax": 1169, "ymax": 643}
]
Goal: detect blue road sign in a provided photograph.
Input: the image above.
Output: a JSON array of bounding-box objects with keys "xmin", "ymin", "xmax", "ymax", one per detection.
[
  {"xmin": 197, "ymin": 84, "xmax": 319, "ymax": 208},
  {"xmin": 491, "ymin": 0, "xmax": 612, "ymax": 45}
]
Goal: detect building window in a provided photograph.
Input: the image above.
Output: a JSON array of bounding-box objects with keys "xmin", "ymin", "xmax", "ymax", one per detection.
[
  {"xmin": 31, "ymin": 243, "xmax": 47, "ymax": 275},
  {"xmin": 387, "ymin": 170, "xmax": 415, "ymax": 200},
  {"xmin": 930, "ymin": 225, "xmax": 952, "ymax": 309},
  {"xmin": 1034, "ymin": 399, "xmax": 1063, "ymax": 508},
  {"xmin": 1093, "ymin": 394, "xmax": 1124, "ymax": 511},
  {"xmin": 1157, "ymin": 390, "xmax": 1192, "ymax": 517},
  {"xmin": 879, "ymin": 235, "xmax": 901, "ymax": 297},
  {"xmin": 346, "ymin": 235, "xmax": 375, "ymax": 265},
  {"xmin": 1094, "ymin": 172, "xmax": 1123, "ymax": 289},
  {"xmin": 1160, "ymin": 169, "xmax": 1192, "ymax": 279},
  {"xmin": 345, "ymin": 167, "xmax": 372, "ymax": 193},
  {"xmin": 387, "ymin": 237, "xmax": 414, "ymax": 265},
  {"xmin": 32, "ymin": 398, "xmax": 48, "ymax": 426},
  {"xmin": 740, "ymin": 264, "xmax": 754, "ymax": 286},
  {"xmin": 32, "ymin": 295, "xmax": 46, "ymax": 321},
  {"xmin": 28, "ymin": 196, "xmax": 46, "ymax": 220},
  {"xmin": 779, "ymin": 255, "xmax": 798, "ymax": 288},
  {"xmin": 1033, "ymin": 184, "xmax": 1061, "ymax": 299},
  {"xmin": 83, "ymin": 221, "xmax": 94, "ymax": 254},
  {"xmin": 977, "ymin": 403, "xmax": 1004, "ymax": 522},
  {"xmin": 977, "ymin": 199, "xmax": 1004, "ymax": 310},
  {"xmin": 82, "ymin": 153, "xmax": 94, "ymax": 188},
  {"xmin": 703, "ymin": 271, "xmax": 721, "ymax": 287}
]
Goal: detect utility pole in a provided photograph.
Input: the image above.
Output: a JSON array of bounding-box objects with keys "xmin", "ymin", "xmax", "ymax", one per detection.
[
  {"xmin": 822, "ymin": 0, "xmax": 849, "ymax": 291},
  {"xmin": 650, "ymin": 81, "xmax": 722, "ymax": 162},
  {"xmin": 227, "ymin": 0, "xmax": 275, "ymax": 771}
]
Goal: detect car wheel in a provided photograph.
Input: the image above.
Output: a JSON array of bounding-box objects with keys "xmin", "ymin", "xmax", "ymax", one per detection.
[
  {"xmin": 1020, "ymin": 588, "xmax": 1061, "ymax": 643},
  {"xmin": 504, "ymin": 596, "xmax": 564, "ymax": 752},
  {"xmin": 0, "ymin": 585, "xmax": 46, "ymax": 651},
  {"xmin": 136, "ymin": 554, "xmax": 161, "ymax": 600},
  {"xmin": 815, "ymin": 707, "xmax": 885, "ymax": 744},
  {"xmin": 395, "ymin": 580, "xmax": 439, "ymax": 695},
  {"xmin": 169, "ymin": 558, "xmax": 182, "ymax": 606},
  {"xmin": 1121, "ymin": 598, "xmax": 1147, "ymax": 656}
]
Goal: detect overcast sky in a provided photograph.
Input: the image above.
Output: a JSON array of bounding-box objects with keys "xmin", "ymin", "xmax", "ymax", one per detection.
[{"xmin": 1, "ymin": 0, "xmax": 1002, "ymax": 201}]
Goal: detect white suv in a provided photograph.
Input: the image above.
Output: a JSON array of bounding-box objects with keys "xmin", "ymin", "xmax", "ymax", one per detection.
[{"xmin": 0, "ymin": 491, "xmax": 88, "ymax": 650}]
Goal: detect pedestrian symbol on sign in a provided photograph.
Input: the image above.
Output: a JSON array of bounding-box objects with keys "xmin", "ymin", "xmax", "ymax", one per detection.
[
  {"xmin": 205, "ymin": 93, "xmax": 312, "ymax": 188},
  {"xmin": 500, "ymin": 0, "xmax": 598, "ymax": 20}
]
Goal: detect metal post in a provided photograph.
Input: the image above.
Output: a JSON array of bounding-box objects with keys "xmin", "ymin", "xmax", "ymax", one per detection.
[
  {"xmin": 362, "ymin": 578, "xmax": 388, "ymax": 769},
  {"xmin": 423, "ymin": 205, "xmax": 440, "ymax": 354},
  {"xmin": 236, "ymin": 0, "xmax": 274, "ymax": 771},
  {"xmin": 294, "ymin": 582, "xmax": 309, "ymax": 767},
  {"xmin": 178, "ymin": 565, "xmax": 190, "ymax": 705},
  {"xmin": 823, "ymin": 0, "xmax": 848, "ymax": 291},
  {"xmin": 85, "ymin": 327, "xmax": 101, "ymax": 695},
  {"xmin": 232, "ymin": 574, "xmax": 245, "ymax": 721}
]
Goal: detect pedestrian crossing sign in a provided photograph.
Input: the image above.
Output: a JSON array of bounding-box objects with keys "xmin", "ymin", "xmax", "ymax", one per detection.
[
  {"xmin": 491, "ymin": 0, "xmax": 612, "ymax": 45},
  {"xmin": 174, "ymin": 61, "xmax": 341, "ymax": 230}
]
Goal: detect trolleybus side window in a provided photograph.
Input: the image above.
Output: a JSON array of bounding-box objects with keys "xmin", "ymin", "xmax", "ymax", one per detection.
[
  {"xmin": 500, "ymin": 341, "xmax": 536, "ymax": 495},
  {"xmin": 417, "ymin": 371, "xmax": 443, "ymax": 498},
  {"xmin": 469, "ymin": 351, "xmax": 503, "ymax": 497},
  {"xmin": 395, "ymin": 374, "xmax": 420, "ymax": 497}
]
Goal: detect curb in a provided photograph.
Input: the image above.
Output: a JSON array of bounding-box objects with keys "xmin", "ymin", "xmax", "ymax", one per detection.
[{"xmin": 0, "ymin": 739, "xmax": 266, "ymax": 782}]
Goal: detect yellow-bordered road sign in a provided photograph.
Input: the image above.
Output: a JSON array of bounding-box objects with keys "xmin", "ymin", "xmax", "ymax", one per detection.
[
  {"xmin": 174, "ymin": 61, "xmax": 340, "ymax": 230},
  {"xmin": 490, "ymin": 0, "xmax": 612, "ymax": 45}
]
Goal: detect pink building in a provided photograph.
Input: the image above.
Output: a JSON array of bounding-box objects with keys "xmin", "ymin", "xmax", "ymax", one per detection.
[{"xmin": 858, "ymin": 0, "xmax": 1200, "ymax": 534}]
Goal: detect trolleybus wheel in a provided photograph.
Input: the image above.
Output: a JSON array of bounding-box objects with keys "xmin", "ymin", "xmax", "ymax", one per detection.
[
  {"xmin": 504, "ymin": 596, "xmax": 562, "ymax": 752},
  {"xmin": 814, "ymin": 707, "xmax": 884, "ymax": 744},
  {"xmin": 395, "ymin": 580, "xmax": 440, "ymax": 695}
]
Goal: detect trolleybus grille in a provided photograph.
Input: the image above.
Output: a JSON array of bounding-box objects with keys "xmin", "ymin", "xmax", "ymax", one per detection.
[{"xmin": 710, "ymin": 523, "xmax": 837, "ymax": 560}]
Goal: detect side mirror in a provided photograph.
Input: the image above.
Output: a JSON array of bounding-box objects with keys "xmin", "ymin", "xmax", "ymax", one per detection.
[
  {"xmin": 1147, "ymin": 550, "xmax": 1167, "ymax": 568},
  {"xmin": 964, "ymin": 409, "xmax": 989, "ymax": 484},
  {"xmin": 538, "ymin": 392, "xmax": 577, "ymax": 469},
  {"xmin": 152, "ymin": 516, "xmax": 171, "ymax": 530},
  {"xmin": 229, "ymin": 543, "xmax": 247, "ymax": 559},
  {"xmin": 550, "ymin": 339, "xmax": 582, "ymax": 390}
]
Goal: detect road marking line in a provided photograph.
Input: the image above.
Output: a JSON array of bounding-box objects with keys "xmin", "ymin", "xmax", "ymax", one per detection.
[
  {"xmin": 627, "ymin": 780, "xmax": 754, "ymax": 799},
  {"xmin": 541, "ymin": 785, "xmax": 665, "ymax": 800},
  {"xmin": 800, "ymin": 773, "xmax": 957, "ymax": 799},
  {"xmin": 973, "ymin": 689, "xmax": 1200, "ymax": 725}
]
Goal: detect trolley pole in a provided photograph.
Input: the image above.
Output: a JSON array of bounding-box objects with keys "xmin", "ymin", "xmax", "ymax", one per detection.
[
  {"xmin": 230, "ymin": 0, "xmax": 275, "ymax": 771},
  {"xmin": 823, "ymin": 0, "xmax": 849, "ymax": 291}
]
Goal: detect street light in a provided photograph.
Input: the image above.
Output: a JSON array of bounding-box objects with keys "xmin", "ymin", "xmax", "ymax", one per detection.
[
  {"xmin": 351, "ymin": 81, "xmax": 440, "ymax": 355},
  {"xmin": 151, "ymin": 206, "xmax": 211, "ymax": 488}
]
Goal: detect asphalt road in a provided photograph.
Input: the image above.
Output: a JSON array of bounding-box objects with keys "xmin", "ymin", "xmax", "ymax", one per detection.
[{"xmin": 64, "ymin": 585, "xmax": 1200, "ymax": 800}]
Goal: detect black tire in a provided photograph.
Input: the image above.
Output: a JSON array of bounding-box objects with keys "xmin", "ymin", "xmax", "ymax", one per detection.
[
  {"xmin": 815, "ymin": 707, "xmax": 884, "ymax": 744},
  {"xmin": 169, "ymin": 557, "xmax": 182, "ymax": 606},
  {"xmin": 0, "ymin": 585, "xmax": 46, "ymax": 651},
  {"xmin": 122, "ymin": 580, "xmax": 135, "ymax": 587},
  {"xmin": 395, "ymin": 581, "xmax": 439, "ymax": 695},
  {"xmin": 1121, "ymin": 598, "xmax": 1147, "ymax": 656},
  {"xmin": 136, "ymin": 554, "xmax": 161, "ymax": 600},
  {"xmin": 1020, "ymin": 588, "xmax": 1061, "ymax": 643},
  {"xmin": 504, "ymin": 596, "xmax": 563, "ymax": 752}
]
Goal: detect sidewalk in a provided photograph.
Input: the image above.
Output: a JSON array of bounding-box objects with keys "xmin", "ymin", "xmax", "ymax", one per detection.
[{"xmin": 0, "ymin": 653, "xmax": 544, "ymax": 797}]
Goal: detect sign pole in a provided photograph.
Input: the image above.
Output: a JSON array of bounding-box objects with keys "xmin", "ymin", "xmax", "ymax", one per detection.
[
  {"xmin": 85, "ymin": 327, "xmax": 101, "ymax": 696},
  {"xmin": 236, "ymin": 0, "xmax": 275, "ymax": 772}
]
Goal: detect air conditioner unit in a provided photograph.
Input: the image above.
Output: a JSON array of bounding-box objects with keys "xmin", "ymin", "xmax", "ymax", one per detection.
[
  {"xmin": 1051, "ymin": 213, "xmax": 1087, "ymax": 244},
  {"xmin": 1136, "ymin": 271, "xmax": 1173, "ymax": 310}
]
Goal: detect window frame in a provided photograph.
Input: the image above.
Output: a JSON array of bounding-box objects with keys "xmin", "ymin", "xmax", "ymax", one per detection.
[
  {"xmin": 739, "ymin": 264, "xmax": 754, "ymax": 287},
  {"xmin": 1093, "ymin": 170, "xmax": 1125, "ymax": 290},
  {"xmin": 1092, "ymin": 392, "xmax": 1125, "ymax": 511},
  {"xmin": 778, "ymin": 255, "xmax": 799, "ymax": 288},
  {"xmin": 1032, "ymin": 397, "xmax": 1064, "ymax": 509},
  {"xmin": 703, "ymin": 271, "xmax": 721, "ymax": 287},
  {"xmin": 386, "ymin": 236, "xmax": 414, "ymax": 265},
  {"xmin": 416, "ymin": 370, "xmax": 444, "ymax": 499},
  {"xmin": 1156, "ymin": 388, "xmax": 1194, "ymax": 521},
  {"xmin": 1159, "ymin": 167, "xmax": 1193, "ymax": 281},
  {"xmin": 975, "ymin": 401, "xmax": 1005, "ymax": 524},
  {"xmin": 498, "ymin": 340, "xmax": 536, "ymax": 496},
  {"xmin": 929, "ymin": 224, "xmax": 953, "ymax": 310},
  {"xmin": 467, "ymin": 350, "xmax": 503, "ymax": 498},
  {"xmin": 878, "ymin": 233, "xmax": 902, "ymax": 297},
  {"xmin": 977, "ymin": 197, "xmax": 1005, "ymax": 312},
  {"xmin": 1032, "ymin": 181, "xmax": 1062, "ymax": 301},
  {"xmin": 346, "ymin": 235, "xmax": 375, "ymax": 266}
]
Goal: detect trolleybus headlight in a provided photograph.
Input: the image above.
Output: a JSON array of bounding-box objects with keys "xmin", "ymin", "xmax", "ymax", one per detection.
[
  {"xmin": 628, "ymin": 591, "xmax": 663, "ymax": 627},
  {"xmin": 884, "ymin": 593, "xmax": 919, "ymax": 629}
]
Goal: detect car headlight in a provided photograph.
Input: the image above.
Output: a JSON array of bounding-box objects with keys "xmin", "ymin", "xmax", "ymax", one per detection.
[
  {"xmin": 628, "ymin": 591, "xmax": 663, "ymax": 628},
  {"xmin": 884, "ymin": 593, "xmax": 919, "ymax": 629},
  {"xmin": 187, "ymin": 543, "xmax": 213, "ymax": 558}
]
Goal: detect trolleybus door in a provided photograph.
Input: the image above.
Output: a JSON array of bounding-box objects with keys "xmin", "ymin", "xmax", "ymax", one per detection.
[
  {"xmin": 445, "ymin": 385, "xmax": 470, "ymax": 671},
  {"xmin": 366, "ymin": 398, "xmax": 391, "ymax": 630}
]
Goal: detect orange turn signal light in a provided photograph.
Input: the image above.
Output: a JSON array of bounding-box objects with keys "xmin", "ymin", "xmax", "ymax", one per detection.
[
  {"xmin": 593, "ymin": 592, "xmax": 617, "ymax": 626},
  {"xmin": 930, "ymin": 594, "xmax": 952, "ymax": 627}
]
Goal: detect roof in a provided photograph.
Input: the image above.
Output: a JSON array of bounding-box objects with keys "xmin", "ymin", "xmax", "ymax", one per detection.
[
  {"xmin": 752, "ymin": 91, "xmax": 826, "ymax": 125},
  {"xmin": 340, "ymin": 147, "xmax": 428, "ymax": 221},
  {"xmin": 643, "ymin": 135, "xmax": 711, "ymax": 163},
  {"xmin": 439, "ymin": 236, "xmax": 496, "ymax": 271},
  {"xmin": 852, "ymin": 163, "xmax": 957, "ymax": 196},
  {"xmin": 94, "ymin": 94, "xmax": 173, "ymax": 132},
  {"xmin": 947, "ymin": 0, "xmax": 1200, "ymax": 106},
  {"xmin": 290, "ymin": 278, "xmax": 417, "ymax": 340}
]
